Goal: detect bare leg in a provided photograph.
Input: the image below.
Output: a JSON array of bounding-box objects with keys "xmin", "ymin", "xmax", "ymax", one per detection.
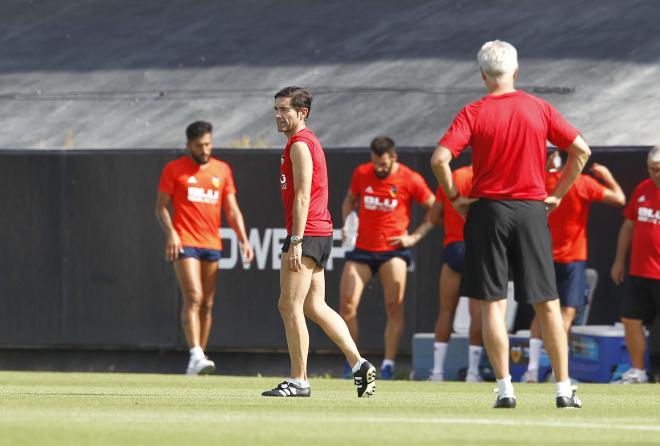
[
  {"xmin": 305, "ymin": 265, "xmax": 361, "ymax": 367},
  {"xmin": 481, "ymin": 299, "xmax": 509, "ymax": 379},
  {"xmin": 173, "ymin": 258, "xmax": 203, "ymax": 348},
  {"xmin": 468, "ymin": 298, "xmax": 483, "ymax": 346},
  {"xmin": 560, "ymin": 306, "xmax": 577, "ymax": 334},
  {"xmin": 198, "ymin": 260, "xmax": 218, "ymax": 350},
  {"xmin": 339, "ymin": 261, "xmax": 372, "ymax": 345},
  {"xmin": 379, "ymin": 257, "xmax": 408, "ymax": 361},
  {"xmin": 622, "ymin": 317, "xmax": 647, "ymax": 369},
  {"xmin": 434, "ymin": 264, "xmax": 461, "ymax": 343},
  {"xmin": 279, "ymin": 255, "xmax": 315, "ymax": 381},
  {"xmin": 533, "ymin": 299, "xmax": 568, "ymax": 383},
  {"xmin": 529, "ymin": 315, "xmax": 542, "ymax": 339}
]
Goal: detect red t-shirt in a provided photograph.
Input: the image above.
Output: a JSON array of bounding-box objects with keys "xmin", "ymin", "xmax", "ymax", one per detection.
[
  {"xmin": 546, "ymin": 171, "xmax": 606, "ymax": 262},
  {"xmin": 439, "ymin": 90, "xmax": 579, "ymax": 200},
  {"xmin": 350, "ymin": 162, "xmax": 433, "ymax": 251},
  {"xmin": 436, "ymin": 165, "xmax": 473, "ymax": 246},
  {"xmin": 280, "ymin": 128, "xmax": 333, "ymax": 236},
  {"xmin": 158, "ymin": 156, "xmax": 236, "ymax": 250},
  {"xmin": 623, "ymin": 178, "xmax": 660, "ymax": 279}
]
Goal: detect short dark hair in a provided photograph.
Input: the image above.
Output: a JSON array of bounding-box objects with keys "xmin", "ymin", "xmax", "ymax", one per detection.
[
  {"xmin": 370, "ymin": 136, "xmax": 396, "ymax": 156},
  {"xmin": 186, "ymin": 121, "xmax": 213, "ymax": 141},
  {"xmin": 274, "ymin": 86, "xmax": 313, "ymax": 119}
]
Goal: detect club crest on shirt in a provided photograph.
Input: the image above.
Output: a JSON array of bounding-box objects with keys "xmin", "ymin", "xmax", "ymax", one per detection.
[
  {"xmin": 389, "ymin": 186, "xmax": 398, "ymax": 198},
  {"xmin": 212, "ymin": 176, "xmax": 221, "ymax": 188}
]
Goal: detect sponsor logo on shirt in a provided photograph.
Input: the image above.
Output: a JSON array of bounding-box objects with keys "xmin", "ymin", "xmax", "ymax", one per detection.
[
  {"xmin": 637, "ymin": 206, "xmax": 660, "ymax": 224},
  {"xmin": 187, "ymin": 186, "xmax": 219, "ymax": 204},
  {"xmin": 187, "ymin": 176, "xmax": 198, "ymax": 184},
  {"xmin": 365, "ymin": 186, "xmax": 374, "ymax": 193},
  {"xmin": 280, "ymin": 174, "xmax": 288, "ymax": 190},
  {"xmin": 638, "ymin": 195, "xmax": 646, "ymax": 203},
  {"xmin": 363, "ymin": 195, "xmax": 398, "ymax": 212}
]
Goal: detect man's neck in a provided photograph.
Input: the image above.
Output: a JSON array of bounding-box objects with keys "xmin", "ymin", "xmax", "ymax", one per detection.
[{"xmin": 285, "ymin": 124, "xmax": 306, "ymax": 139}]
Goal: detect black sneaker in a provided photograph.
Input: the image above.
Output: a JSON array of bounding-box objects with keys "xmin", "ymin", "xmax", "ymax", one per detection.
[
  {"xmin": 353, "ymin": 360, "xmax": 376, "ymax": 397},
  {"xmin": 556, "ymin": 389, "xmax": 582, "ymax": 408},
  {"xmin": 261, "ymin": 381, "xmax": 310, "ymax": 397},
  {"xmin": 493, "ymin": 396, "xmax": 516, "ymax": 409}
]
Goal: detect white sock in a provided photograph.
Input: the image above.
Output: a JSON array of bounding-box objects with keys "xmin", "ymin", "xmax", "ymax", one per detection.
[
  {"xmin": 432, "ymin": 342, "xmax": 448, "ymax": 374},
  {"xmin": 467, "ymin": 345, "xmax": 483, "ymax": 375},
  {"xmin": 556, "ymin": 379, "xmax": 572, "ymax": 398},
  {"xmin": 381, "ymin": 359, "xmax": 395, "ymax": 369},
  {"xmin": 351, "ymin": 358, "xmax": 366, "ymax": 373},
  {"xmin": 527, "ymin": 338, "xmax": 543, "ymax": 372},
  {"xmin": 286, "ymin": 378, "xmax": 310, "ymax": 388},
  {"xmin": 496, "ymin": 375, "xmax": 515, "ymax": 399},
  {"xmin": 189, "ymin": 346, "xmax": 204, "ymax": 361}
]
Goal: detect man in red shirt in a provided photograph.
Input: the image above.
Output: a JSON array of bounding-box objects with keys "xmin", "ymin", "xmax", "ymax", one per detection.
[
  {"xmin": 611, "ymin": 145, "xmax": 660, "ymax": 384},
  {"xmin": 428, "ymin": 164, "xmax": 484, "ymax": 383},
  {"xmin": 431, "ymin": 40, "xmax": 591, "ymax": 408},
  {"xmin": 523, "ymin": 151, "xmax": 625, "ymax": 382},
  {"xmin": 262, "ymin": 87, "xmax": 376, "ymax": 398},
  {"xmin": 339, "ymin": 136, "xmax": 435, "ymax": 379},
  {"xmin": 155, "ymin": 121, "xmax": 254, "ymax": 375}
]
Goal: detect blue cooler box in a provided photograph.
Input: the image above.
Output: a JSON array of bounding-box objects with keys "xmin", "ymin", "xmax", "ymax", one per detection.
[
  {"xmin": 508, "ymin": 330, "xmax": 552, "ymax": 382},
  {"xmin": 569, "ymin": 324, "xmax": 649, "ymax": 383}
]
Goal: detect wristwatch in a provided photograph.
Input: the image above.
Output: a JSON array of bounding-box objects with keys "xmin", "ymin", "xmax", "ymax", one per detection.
[{"xmin": 290, "ymin": 235, "xmax": 303, "ymax": 245}]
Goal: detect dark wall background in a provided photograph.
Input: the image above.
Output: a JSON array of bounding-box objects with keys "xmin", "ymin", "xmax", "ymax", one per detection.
[{"xmin": 0, "ymin": 147, "xmax": 655, "ymax": 354}]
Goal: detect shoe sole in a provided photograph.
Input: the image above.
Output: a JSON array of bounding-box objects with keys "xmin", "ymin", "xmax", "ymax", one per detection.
[
  {"xmin": 359, "ymin": 366, "xmax": 377, "ymax": 398},
  {"xmin": 186, "ymin": 363, "xmax": 215, "ymax": 376}
]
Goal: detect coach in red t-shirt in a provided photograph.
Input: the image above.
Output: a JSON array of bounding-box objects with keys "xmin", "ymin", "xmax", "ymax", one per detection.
[
  {"xmin": 155, "ymin": 121, "xmax": 254, "ymax": 375},
  {"xmin": 339, "ymin": 137, "xmax": 435, "ymax": 379},
  {"xmin": 262, "ymin": 87, "xmax": 376, "ymax": 398},
  {"xmin": 523, "ymin": 151, "xmax": 626, "ymax": 382},
  {"xmin": 431, "ymin": 40, "xmax": 591, "ymax": 409},
  {"xmin": 611, "ymin": 146, "xmax": 660, "ymax": 384}
]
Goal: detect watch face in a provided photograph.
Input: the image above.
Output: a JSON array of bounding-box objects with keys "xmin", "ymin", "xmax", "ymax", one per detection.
[{"xmin": 291, "ymin": 236, "xmax": 302, "ymax": 245}]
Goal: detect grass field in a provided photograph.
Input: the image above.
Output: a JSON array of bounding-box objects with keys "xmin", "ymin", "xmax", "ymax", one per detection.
[{"xmin": 1, "ymin": 371, "xmax": 659, "ymax": 445}]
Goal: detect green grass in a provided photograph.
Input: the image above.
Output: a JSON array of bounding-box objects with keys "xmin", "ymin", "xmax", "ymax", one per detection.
[{"xmin": 1, "ymin": 371, "xmax": 659, "ymax": 445}]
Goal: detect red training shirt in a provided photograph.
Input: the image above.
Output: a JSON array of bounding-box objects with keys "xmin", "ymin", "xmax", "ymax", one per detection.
[
  {"xmin": 439, "ymin": 90, "xmax": 579, "ymax": 200},
  {"xmin": 158, "ymin": 156, "xmax": 236, "ymax": 250},
  {"xmin": 546, "ymin": 171, "xmax": 606, "ymax": 263},
  {"xmin": 436, "ymin": 165, "xmax": 473, "ymax": 246},
  {"xmin": 280, "ymin": 128, "xmax": 333, "ymax": 236},
  {"xmin": 623, "ymin": 178, "xmax": 660, "ymax": 280},
  {"xmin": 350, "ymin": 162, "xmax": 433, "ymax": 252}
]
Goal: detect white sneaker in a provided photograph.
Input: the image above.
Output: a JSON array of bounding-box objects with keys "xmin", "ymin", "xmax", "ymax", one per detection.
[
  {"xmin": 521, "ymin": 369, "xmax": 539, "ymax": 383},
  {"xmin": 186, "ymin": 357, "xmax": 216, "ymax": 375},
  {"xmin": 614, "ymin": 368, "xmax": 648, "ymax": 384},
  {"xmin": 465, "ymin": 372, "xmax": 483, "ymax": 383},
  {"xmin": 428, "ymin": 371, "xmax": 444, "ymax": 382}
]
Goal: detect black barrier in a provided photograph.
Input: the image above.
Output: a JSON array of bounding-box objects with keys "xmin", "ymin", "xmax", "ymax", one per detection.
[{"xmin": 0, "ymin": 147, "xmax": 656, "ymax": 355}]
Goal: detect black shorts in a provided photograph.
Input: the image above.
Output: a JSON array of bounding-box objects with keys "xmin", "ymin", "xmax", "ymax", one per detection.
[
  {"xmin": 460, "ymin": 199, "xmax": 558, "ymax": 304},
  {"xmin": 345, "ymin": 247, "xmax": 413, "ymax": 276},
  {"xmin": 622, "ymin": 276, "xmax": 660, "ymax": 325},
  {"xmin": 281, "ymin": 235, "xmax": 333, "ymax": 269},
  {"xmin": 555, "ymin": 261, "xmax": 587, "ymax": 308},
  {"xmin": 442, "ymin": 241, "xmax": 465, "ymax": 273}
]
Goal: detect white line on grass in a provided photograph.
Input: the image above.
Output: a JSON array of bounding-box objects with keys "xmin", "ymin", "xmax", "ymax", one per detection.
[{"xmin": 2, "ymin": 410, "xmax": 659, "ymax": 432}]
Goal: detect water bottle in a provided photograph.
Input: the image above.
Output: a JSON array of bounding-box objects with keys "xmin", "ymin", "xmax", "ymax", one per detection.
[{"xmin": 342, "ymin": 211, "xmax": 359, "ymax": 251}]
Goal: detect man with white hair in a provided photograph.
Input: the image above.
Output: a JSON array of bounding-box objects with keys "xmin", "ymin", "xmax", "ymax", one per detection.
[
  {"xmin": 611, "ymin": 145, "xmax": 660, "ymax": 383},
  {"xmin": 431, "ymin": 40, "xmax": 591, "ymax": 408}
]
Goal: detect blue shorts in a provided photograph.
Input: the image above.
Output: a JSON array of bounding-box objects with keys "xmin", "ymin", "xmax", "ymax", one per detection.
[
  {"xmin": 345, "ymin": 248, "xmax": 412, "ymax": 276},
  {"xmin": 179, "ymin": 246, "xmax": 222, "ymax": 262},
  {"xmin": 555, "ymin": 261, "xmax": 587, "ymax": 308},
  {"xmin": 442, "ymin": 241, "xmax": 465, "ymax": 273}
]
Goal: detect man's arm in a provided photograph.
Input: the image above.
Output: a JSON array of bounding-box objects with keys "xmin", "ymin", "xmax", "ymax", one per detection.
[
  {"xmin": 388, "ymin": 196, "xmax": 436, "ymax": 248},
  {"xmin": 289, "ymin": 141, "xmax": 313, "ymax": 271},
  {"xmin": 430, "ymin": 145, "xmax": 477, "ymax": 217},
  {"xmin": 342, "ymin": 190, "xmax": 358, "ymax": 222},
  {"xmin": 154, "ymin": 192, "xmax": 181, "ymax": 261},
  {"xmin": 590, "ymin": 163, "xmax": 626, "ymax": 207},
  {"xmin": 223, "ymin": 193, "xmax": 254, "ymax": 262},
  {"xmin": 611, "ymin": 219, "xmax": 634, "ymax": 285},
  {"xmin": 546, "ymin": 135, "xmax": 591, "ymax": 211},
  {"xmin": 428, "ymin": 198, "xmax": 444, "ymax": 227}
]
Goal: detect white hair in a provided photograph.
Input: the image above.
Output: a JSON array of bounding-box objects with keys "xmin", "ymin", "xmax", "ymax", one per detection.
[
  {"xmin": 478, "ymin": 40, "xmax": 518, "ymax": 81},
  {"xmin": 649, "ymin": 145, "xmax": 660, "ymax": 164}
]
